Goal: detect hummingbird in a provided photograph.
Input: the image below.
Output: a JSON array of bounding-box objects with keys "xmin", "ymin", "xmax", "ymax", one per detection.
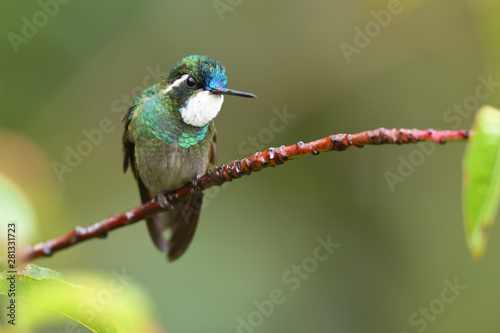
[{"xmin": 123, "ymin": 55, "xmax": 256, "ymax": 261}]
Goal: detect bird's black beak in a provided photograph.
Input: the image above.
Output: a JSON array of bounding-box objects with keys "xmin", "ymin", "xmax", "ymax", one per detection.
[{"xmin": 211, "ymin": 87, "xmax": 256, "ymax": 98}]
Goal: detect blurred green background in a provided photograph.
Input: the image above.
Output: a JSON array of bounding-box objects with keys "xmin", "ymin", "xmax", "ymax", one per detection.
[{"xmin": 1, "ymin": 0, "xmax": 500, "ymax": 332}]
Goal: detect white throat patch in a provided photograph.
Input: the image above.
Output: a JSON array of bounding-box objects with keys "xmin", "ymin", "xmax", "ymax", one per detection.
[{"xmin": 181, "ymin": 91, "xmax": 224, "ymax": 127}]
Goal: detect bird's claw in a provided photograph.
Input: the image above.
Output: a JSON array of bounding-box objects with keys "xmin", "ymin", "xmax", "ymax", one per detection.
[{"xmin": 157, "ymin": 191, "xmax": 175, "ymax": 211}]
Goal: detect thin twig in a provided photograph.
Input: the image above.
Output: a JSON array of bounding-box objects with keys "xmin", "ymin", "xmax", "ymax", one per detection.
[{"xmin": 19, "ymin": 128, "xmax": 471, "ymax": 263}]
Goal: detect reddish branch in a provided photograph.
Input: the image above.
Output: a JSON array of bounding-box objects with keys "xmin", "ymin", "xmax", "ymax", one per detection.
[{"xmin": 19, "ymin": 128, "xmax": 471, "ymax": 263}]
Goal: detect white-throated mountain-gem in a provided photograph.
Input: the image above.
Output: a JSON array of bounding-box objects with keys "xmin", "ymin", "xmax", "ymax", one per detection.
[{"xmin": 123, "ymin": 55, "xmax": 255, "ymax": 261}]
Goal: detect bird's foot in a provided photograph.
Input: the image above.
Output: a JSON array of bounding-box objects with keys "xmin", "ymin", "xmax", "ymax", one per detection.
[{"xmin": 157, "ymin": 191, "xmax": 175, "ymax": 211}]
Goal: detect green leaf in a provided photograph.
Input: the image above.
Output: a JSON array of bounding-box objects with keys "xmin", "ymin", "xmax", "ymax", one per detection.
[
  {"xmin": 0, "ymin": 265, "xmax": 156, "ymax": 332},
  {"xmin": 463, "ymin": 105, "xmax": 500, "ymax": 260},
  {"xmin": 0, "ymin": 172, "xmax": 38, "ymax": 247}
]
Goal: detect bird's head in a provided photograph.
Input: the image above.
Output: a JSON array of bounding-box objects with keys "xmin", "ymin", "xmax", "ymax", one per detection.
[{"xmin": 160, "ymin": 55, "xmax": 255, "ymax": 127}]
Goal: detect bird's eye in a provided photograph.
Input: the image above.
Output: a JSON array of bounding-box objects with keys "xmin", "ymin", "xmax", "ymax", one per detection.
[{"xmin": 185, "ymin": 76, "xmax": 197, "ymax": 89}]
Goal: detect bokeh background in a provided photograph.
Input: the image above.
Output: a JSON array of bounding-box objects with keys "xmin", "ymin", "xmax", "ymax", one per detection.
[{"xmin": 1, "ymin": 0, "xmax": 500, "ymax": 332}]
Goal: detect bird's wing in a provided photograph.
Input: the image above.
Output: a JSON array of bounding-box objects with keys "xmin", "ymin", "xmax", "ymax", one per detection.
[
  {"xmin": 209, "ymin": 127, "xmax": 217, "ymax": 165},
  {"xmin": 122, "ymin": 104, "xmax": 138, "ymax": 174},
  {"xmin": 167, "ymin": 192, "xmax": 204, "ymax": 261},
  {"xmin": 122, "ymin": 102, "xmax": 170, "ymax": 252}
]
